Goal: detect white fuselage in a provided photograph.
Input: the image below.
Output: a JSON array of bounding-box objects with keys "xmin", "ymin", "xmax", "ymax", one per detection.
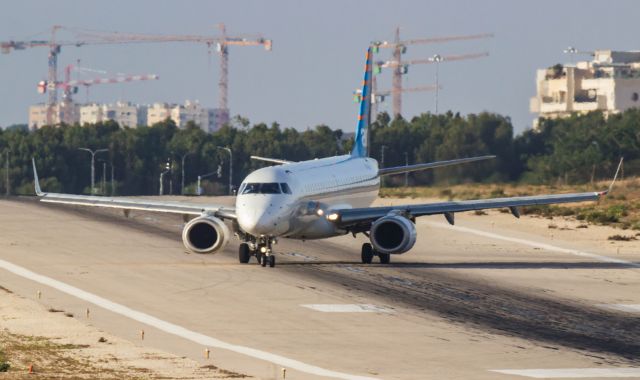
[{"xmin": 235, "ymin": 155, "xmax": 379, "ymax": 239}]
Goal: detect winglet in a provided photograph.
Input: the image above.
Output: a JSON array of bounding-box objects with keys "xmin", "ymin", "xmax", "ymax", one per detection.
[
  {"xmin": 600, "ymin": 157, "xmax": 624, "ymax": 196},
  {"xmin": 31, "ymin": 158, "xmax": 44, "ymax": 196}
]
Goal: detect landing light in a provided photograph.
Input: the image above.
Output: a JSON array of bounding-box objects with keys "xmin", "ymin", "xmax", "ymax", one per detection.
[
  {"xmin": 260, "ymin": 246, "xmax": 267, "ymax": 253},
  {"xmin": 327, "ymin": 213, "xmax": 340, "ymax": 222},
  {"xmin": 316, "ymin": 209, "xmax": 324, "ymax": 216}
]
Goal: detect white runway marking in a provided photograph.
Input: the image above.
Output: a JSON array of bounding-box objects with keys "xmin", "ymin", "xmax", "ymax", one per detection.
[
  {"xmin": 491, "ymin": 368, "xmax": 640, "ymax": 378},
  {"xmin": 597, "ymin": 304, "xmax": 640, "ymax": 313},
  {"xmin": 302, "ymin": 304, "xmax": 394, "ymax": 313},
  {"xmin": 0, "ymin": 258, "xmax": 376, "ymax": 380},
  {"xmin": 425, "ymin": 221, "xmax": 640, "ymax": 267}
]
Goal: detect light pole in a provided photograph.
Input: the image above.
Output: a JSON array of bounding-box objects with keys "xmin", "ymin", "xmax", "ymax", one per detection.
[
  {"xmin": 180, "ymin": 152, "xmax": 194, "ymax": 195},
  {"xmin": 78, "ymin": 148, "xmax": 108, "ymax": 195},
  {"xmin": 4, "ymin": 149, "xmax": 10, "ymax": 196},
  {"xmin": 159, "ymin": 159, "xmax": 171, "ymax": 195},
  {"xmin": 429, "ymin": 54, "xmax": 443, "ymax": 113},
  {"xmin": 563, "ymin": 46, "xmax": 578, "ymax": 65},
  {"xmin": 196, "ymin": 170, "xmax": 220, "ymax": 196},
  {"xmin": 216, "ymin": 146, "xmax": 233, "ymax": 195},
  {"xmin": 404, "ymin": 151, "xmax": 409, "ymax": 187},
  {"xmin": 380, "ymin": 145, "xmax": 386, "ymax": 188}
]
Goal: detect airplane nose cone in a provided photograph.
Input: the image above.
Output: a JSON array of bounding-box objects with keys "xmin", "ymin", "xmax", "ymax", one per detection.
[{"xmin": 238, "ymin": 212, "xmax": 275, "ymax": 235}]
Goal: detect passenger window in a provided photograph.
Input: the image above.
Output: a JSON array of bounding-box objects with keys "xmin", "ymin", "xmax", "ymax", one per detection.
[{"xmin": 280, "ymin": 183, "xmax": 292, "ymax": 194}]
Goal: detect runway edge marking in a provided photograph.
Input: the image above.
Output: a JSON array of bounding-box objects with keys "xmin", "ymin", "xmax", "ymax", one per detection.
[
  {"xmin": 425, "ymin": 221, "xmax": 640, "ymax": 268},
  {"xmin": 491, "ymin": 368, "xmax": 640, "ymax": 378},
  {"xmin": 0, "ymin": 258, "xmax": 377, "ymax": 380},
  {"xmin": 597, "ymin": 304, "xmax": 640, "ymax": 313}
]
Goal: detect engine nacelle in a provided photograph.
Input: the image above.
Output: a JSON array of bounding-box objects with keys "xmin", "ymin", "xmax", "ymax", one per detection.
[
  {"xmin": 370, "ymin": 213, "xmax": 417, "ymax": 254},
  {"xmin": 181, "ymin": 216, "xmax": 230, "ymax": 254}
]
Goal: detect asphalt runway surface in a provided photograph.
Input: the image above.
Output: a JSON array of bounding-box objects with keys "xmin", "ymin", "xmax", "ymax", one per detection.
[{"xmin": 1, "ymin": 196, "xmax": 639, "ymax": 379}]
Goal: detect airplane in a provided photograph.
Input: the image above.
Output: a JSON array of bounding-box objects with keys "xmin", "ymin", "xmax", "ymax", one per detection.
[{"xmin": 31, "ymin": 46, "xmax": 616, "ymax": 268}]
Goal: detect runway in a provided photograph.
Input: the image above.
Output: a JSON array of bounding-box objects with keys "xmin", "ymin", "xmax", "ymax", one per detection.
[{"xmin": 0, "ymin": 196, "xmax": 639, "ymax": 379}]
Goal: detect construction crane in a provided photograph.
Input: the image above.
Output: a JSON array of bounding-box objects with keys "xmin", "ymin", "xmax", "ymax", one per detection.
[
  {"xmin": 353, "ymin": 84, "xmax": 440, "ymax": 119},
  {"xmin": 1, "ymin": 25, "xmax": 272, "ymax": 126},
  {"xmin": 37, "ymin": 63, "xmax": 160, "ymax": 124},
  {"xmin": 371, "ymin": 28, "xmax": 492, "ymax": 117}
]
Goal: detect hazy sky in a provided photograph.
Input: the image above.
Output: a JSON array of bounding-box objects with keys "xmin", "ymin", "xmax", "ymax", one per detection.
[{"xmin": 1, "ymin": 1, "xmax": 639, "ymax": 134}]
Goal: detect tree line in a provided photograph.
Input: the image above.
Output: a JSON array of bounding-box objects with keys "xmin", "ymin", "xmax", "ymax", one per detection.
[{"xmin": 0, "ymin": 109, "xmax": 638, "ymax": 196}]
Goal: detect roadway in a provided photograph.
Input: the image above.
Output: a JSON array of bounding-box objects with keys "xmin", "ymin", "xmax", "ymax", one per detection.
[{"xmin": 0, "ymin": 196, "xmax": 639, "ymax": 379}]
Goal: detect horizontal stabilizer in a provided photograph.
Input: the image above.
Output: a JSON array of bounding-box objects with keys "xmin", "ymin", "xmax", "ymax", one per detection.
[
  {"xmin": 250, "ymin": 156, "xmax": 294, "ymax": 165},
  {"xmin": 378, "ymin": 155, "xmax": 495, "ymax": 176}
]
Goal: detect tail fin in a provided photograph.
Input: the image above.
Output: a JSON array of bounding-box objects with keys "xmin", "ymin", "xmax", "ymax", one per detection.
[{"xmin": 351, "ymin": 46, "xmax": 374, "ymax": 158}]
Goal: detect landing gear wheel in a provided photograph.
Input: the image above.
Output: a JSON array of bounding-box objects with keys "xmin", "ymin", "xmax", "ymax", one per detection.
[
  {"xmin": 268, "ymin": 255, "xmax": 276, "ymax": 268},
  {"xmin": 379, "ymin": 252, "xmax": 391, "ymax": 264},
  {"xmin": 361, "ymin": 243, "xmax": 374, "ymax": 264},
  {"xmin": 256, "ymin": 252, "xmax": 263, "ymax": 265},
  {"xmin": 239, "ymin": 243, "xmax": 251, "ymax": 264},
  {"xmin": 261, "ymin": 254, "xmax": 267, "ymax": 267}
]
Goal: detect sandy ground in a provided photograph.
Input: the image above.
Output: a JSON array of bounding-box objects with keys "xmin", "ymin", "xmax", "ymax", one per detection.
[
  {"xmin": 0, "ymin": 195, "xmax": 638, "ymax": 379},
  {"xmin": 0, "ymin": 282, "xmax": 249, "ymax": 378}
]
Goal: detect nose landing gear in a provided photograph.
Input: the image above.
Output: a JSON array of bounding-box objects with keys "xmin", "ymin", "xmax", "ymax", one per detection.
[{"xmin": 238, "ymin": 236, "xmax": 277, "ymax": 268}]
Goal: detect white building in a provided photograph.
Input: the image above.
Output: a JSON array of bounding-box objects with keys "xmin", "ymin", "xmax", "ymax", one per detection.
[
  {"xmin": 28, "ymin": 100, "xmax": 220, "ymax": 131},
  {"xmin": 147, "ymin": 101, "xmax": 220, "ymax": 132},
  {"xmin": 530, "ymin": 50, "xmax": 640, "ymax": 127},
  {"xmin": 78, "ymin": 102, "xmax": 145, "ymax": 128}
]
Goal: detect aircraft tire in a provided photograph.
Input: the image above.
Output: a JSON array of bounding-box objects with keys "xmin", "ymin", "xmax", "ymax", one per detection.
[
  {"xmin": 361, "ymin": 243, "xmax": 374, "ymax": 264},
  {"xmin": 379, "ymin": 252, "xmax": 391, "ymax": 264},
  {"xmin": 239, "ymin": 243, "xmax": 251, "ymax": 263},
  {"xmin": 268, "ymin": 255, "xmax": 276, "ymax": 268}
]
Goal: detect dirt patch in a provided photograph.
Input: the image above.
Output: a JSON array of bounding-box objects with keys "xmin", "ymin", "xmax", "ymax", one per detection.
[{"xmin": 0, "ymin": 286, "xmax": 251, "ymax": 379}]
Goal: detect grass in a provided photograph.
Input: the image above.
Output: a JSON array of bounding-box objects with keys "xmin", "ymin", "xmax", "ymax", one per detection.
[{"xmin": 380, "ymin": 178, "xmax": 640, "ymax": 230}]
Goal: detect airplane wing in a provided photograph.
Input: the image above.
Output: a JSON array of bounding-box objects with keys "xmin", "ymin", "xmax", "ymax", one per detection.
[
  {"xmin": 32, "ymin": 159, "xmax": 236, "ymax": 219},
  {"xmin": 250, "ymin": 156, "xmax": 295, "ymax": 165},
  {"xmin": 327, "ymin": 191, "xmax": 605, "ymax": 228},
  {"xmin": 378, "ymin": 155, "xmax": 495, "ymax": 176}
]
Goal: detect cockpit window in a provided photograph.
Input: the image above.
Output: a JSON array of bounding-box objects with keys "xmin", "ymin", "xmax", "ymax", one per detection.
[
  {"xmin": 260, "ymin": 183, "xmax": 281, "ymax": 194},
  {"xmin": 280, "ymin": 183, "xmax": 292, "ymax": 194},
  {"xmin": 241, "ymin": 183, "xmax": 282, "ymax": 194}
]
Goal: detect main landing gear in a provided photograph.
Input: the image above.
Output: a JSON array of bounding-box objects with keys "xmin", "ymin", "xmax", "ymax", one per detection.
[
  {"xmin": 361, "ymin": 243, "xmax": 390, "ymax": 264},
  {"xmin": 239, "ymin": 237, "xmax": 276, "ymax": 268}
]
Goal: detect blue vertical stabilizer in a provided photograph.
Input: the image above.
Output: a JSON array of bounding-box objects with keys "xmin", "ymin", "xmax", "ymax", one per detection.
[{"xmin": 351, "ymin": 47, "xmax": 373, "ymax": 158}]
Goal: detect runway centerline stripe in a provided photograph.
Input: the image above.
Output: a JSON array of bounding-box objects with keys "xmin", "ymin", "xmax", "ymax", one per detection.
[
  {"xmin": 491, "ymin": 368, "xmax": 640, "ymax": 378},
  {"xmin": 424, "ymin": 221, "xmax": 640, "ymax": 268},
  {"xmin": 0, "ymin": 258, "xmax": 376, "ymax": 380}
]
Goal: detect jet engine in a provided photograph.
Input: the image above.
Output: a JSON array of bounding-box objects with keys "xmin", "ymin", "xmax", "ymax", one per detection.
[
  {"xmin": 370, "ymin": 213, "xmax": 416, "ymax": 254},
  {"xmin": 181, "ymin": 216, "xmax": 230, "ymax": 254}
]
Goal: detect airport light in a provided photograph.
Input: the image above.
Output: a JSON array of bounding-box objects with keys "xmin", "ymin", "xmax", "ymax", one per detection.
[
  {"xmin": 563, "ymin": 46, "xmax": 579, "ymax": 65},
  {"xmin": 196, "ymin": 169, "xmax": 220, "ymax": 196},
  {"xmin": 428, "ymin": 54, "xmax": 444, "ymax": 114},
  {"xmin": 78, "ymin": 148, "xmax": 108, "ymax": 195},
  {"xmin": 216, "ymin": 146, "xmax": 233, "ymax": 195},
  {"xmin": 159, "ymin": 159, "xmax": 171, "ymax": 195},
  {"xmin": 404, "ymin": 151, "xmax": 409, "ymax": 187},
  {"xmin": 180, "ymin": 152, "xmax": 194, "ymax": 195},
  {"xmin": 4, "ymin": 149, "xmax": 10, "ymax": 196},
  {"xmin": 97, "ymin": 159, "xmax": 115, "ymax": 195},
  {"xmin": 380, "ymin": 145, "xmax": 387, "ymax": 188}
]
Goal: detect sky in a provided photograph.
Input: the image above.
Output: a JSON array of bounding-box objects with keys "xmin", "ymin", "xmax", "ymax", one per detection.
[{"xmin": 1, "ymin": 0, "xmax": 639, "ymax": 134}]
